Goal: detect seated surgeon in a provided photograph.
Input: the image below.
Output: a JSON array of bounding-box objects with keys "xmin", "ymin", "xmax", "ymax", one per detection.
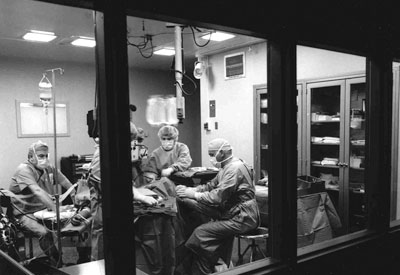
[
  {"xmin": 143, "ymin": 125, "xmax": 192, "ymax": 182},
  {"xmin": 9, "ymin": 140, "xmax": 76, "ymax": 267},
  {"xmin": 176, "ymin": 138, "xmax": 260, "ymax": 274}
]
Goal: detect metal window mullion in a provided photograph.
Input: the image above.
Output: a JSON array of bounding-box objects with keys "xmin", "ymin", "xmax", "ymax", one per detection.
[
  {"xmin": 267, "ymin": 39, "xmax": 297, "ymax": 263},
  {"xmin": 95, "ymin": 2, "xmax": 135, "ymax": 274},
  {"xmin": 365, "ymin": 46, "xmax": 392, "ymax": 232}
]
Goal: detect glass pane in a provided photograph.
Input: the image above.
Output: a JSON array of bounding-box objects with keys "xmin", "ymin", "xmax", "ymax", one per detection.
[
  {"xmin": 348, "ymin": 81, "xmax": 366, "ymax": 232},
  {"xmin": 126, "ymin": 15, "xmax": 270, "ymax": 272},
  {"xmin": 0, "ymin": 0, "xmax": 96, "ymax": 273},
  {"xmin": 391, "ymin": 61, "xmax": 400, "ymax": 224},
  {"xmin": 297, "ymin": 46, "xmax": 366, "ymax": 252}
]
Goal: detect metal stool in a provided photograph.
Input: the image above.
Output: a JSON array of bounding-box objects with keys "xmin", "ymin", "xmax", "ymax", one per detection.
[{"xmin": 236, "ymin": 226, "xmax": 269, "ymax": 265}]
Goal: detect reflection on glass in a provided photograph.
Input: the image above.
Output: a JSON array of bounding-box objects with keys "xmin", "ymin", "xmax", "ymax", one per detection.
[{"xmin": 0, "ymin": 0, "xmax": 97, "ymax": 273}]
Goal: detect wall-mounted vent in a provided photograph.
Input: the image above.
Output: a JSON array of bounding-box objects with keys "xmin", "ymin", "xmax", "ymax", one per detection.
[{"xmin": 224, "ymin": 52, "xmax": 245, "ymax": 80}]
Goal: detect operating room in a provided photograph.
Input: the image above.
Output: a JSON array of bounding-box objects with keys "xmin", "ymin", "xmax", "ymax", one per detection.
[{"xmin": 2, "ymin": 1, "xmax": 396, "ymax": 275}]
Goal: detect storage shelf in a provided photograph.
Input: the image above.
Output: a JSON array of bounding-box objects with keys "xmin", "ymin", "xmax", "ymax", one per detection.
[
  {"xmin": 350, "ymin": 167, "xmax": 365, "ymax": 171},
  {"xmin": 311, "ymin": 120, "xmax": 340, "ymax": 124},
  {"xmin": 350, "ymin": 188, "xmax": 365, "ymax": 194},
  {"xmin": 311, "ymin": 164, "xmax": 339, "ymax": 169},
  {"xmin": 326, "ymin": 186, "xmax": 339, "ymax": 191},
  {"xmin": 306, "ymin": 77, "xmax": 366, "ymax": 235},
  {"xmin": 311, "ymin": 142, "xmax": 340, "ymax": 145}
]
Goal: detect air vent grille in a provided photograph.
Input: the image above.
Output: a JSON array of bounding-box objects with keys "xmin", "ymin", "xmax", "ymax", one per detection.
[{"xmin": 224, "ymin": 52, "xmax": 245, "ymax": 79}]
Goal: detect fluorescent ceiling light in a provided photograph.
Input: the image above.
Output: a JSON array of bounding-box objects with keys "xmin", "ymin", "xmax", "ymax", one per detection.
[
  {"xmin": 71, "ymin": 37, "xmax": 96, "ymax": 47},
  {"xmin": 153, "ymin": 48, "xmax": 175, "ymax": 56},
  {"xmin": 200, "ymin": 32, "xmax": 235, "ymax": 42},
  {"xmin": 23, "ymin": 30, "xmax": 57, "ymax": 42}
]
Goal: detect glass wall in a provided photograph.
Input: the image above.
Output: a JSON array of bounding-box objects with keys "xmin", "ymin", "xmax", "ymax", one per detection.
[
  {"xmin": 297, "ymin": 46, "xmax": 367, "ymax": 252},
  {"xmin": 0, "ymin": 0, "xmax": 97, "ymax": 273},
  {"xmin": 126, "ymin": 15, "xmax": 270, "ymax": 273}
]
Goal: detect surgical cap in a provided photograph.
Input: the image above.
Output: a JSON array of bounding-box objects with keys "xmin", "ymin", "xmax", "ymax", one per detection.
[
  {"xmin": 158, "ymin": 125, "xmax": 179, "ymax": 139},
  {"xmin": 28, "ymin": 140, "xmax": 49, "ymax": 158},
  {"xmin": 208, "ymin": 138, "xmax": 232, "ymax": 152}
]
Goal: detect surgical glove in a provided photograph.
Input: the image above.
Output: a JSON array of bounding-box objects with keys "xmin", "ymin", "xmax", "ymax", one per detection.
[
  {"xmin": 176, "ymin": 185, "xmax": 187, "ymax": 197},
  {"xmin": 175, "ymin": 185, "xmax": 186, "ymax": 192},
  {"xmin": 141, "ymin": 196, "xmax": 158, "ymax": 206},
  {"xmin": 161, "ymin": 167, "xmax": 174, "ymax": 177},
  {"xmin": 177, "ymin": 187, "xmax": 196, "ymax": 199}
]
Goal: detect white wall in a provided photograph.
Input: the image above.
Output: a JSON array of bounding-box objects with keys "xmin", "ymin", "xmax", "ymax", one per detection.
[
  {"xmin": 199, "ymin": 44, "xmax": 367, "ymax": 168},
  {"xmin": 0, "ymin": 57, "xmax": 201, "ymax": 189},
  {"xmin": 297, "ymin": 46, "xmax": 366, "ymax": 80},
  {"xmin": 129, "ymin": 65, "xmax": 201, "ymax": 167},
  {"xmin": 0, "ymin": 57, "xmax": 96, "ymax": 189},
  {"xmin": 200, "ymin": 42, "xmax": 267, "ymax": 167}
]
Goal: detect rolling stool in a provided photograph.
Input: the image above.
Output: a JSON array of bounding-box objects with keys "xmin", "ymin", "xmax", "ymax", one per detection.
[{"xmin": 236, "ymin": 227, "xmax": 269, "ymax": 265}]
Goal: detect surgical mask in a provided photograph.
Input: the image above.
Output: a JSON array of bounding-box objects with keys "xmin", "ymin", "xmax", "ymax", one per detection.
[
  {"xmin": 209, "ymin": 143, "xmax": 232, "ymax": 169},
  {"xmin": 32, "ymin": 147, "xmax": 50, "ymax": 170},
  {"xmin": 161, "ymin": 139, "xmax": 174, "ymax": 151},
  {"xmin": 36, "ymin": 158, "xmax": 50, "ymax": 170}
]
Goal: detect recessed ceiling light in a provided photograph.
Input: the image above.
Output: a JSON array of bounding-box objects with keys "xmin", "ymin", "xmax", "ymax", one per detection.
[
  {"xmin": 153, "ymin": 48, "xmax": 175, "ymax": 56},
  {"xmin": 71, "ymin": 37, "xmax": 96, "ymax": 47},
  {"xmin": 22, "ymin": 30, "xmax": 57, "ymax": 42},
  {"xmin": 200, "ymin": 32, "xmax": 235, "ymax": 42}
]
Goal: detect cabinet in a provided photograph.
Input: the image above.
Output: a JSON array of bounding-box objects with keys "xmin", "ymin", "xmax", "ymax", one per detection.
[
  {"xmin": 254, "ymin": 84, "xmax": 305, "ymax": 183},
  {"xmin": 60, "ymin": 154, "xmax": 93, "ymax": 184},
  {"xmin": 306, "ymin": 76, "xmax": 366, "ymax": 234},
  {"xmin": 254, "ymin": 84, "xmax": 305, "ymax": 184},
  {"xmin": 254, "ymin": 86, "xmax": 268, "ymax": 184}
]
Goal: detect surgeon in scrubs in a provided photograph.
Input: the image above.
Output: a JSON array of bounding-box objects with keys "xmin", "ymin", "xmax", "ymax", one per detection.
[
  {"xmin": 143, "ymin": 125, "xmax": 192, "ymax": 182},
  {"xmin": 89, "ymin": 122, "xmax": 158, "ymax": 261},
  {"xmin": 176, "ymin": 138, "xmax": 260, "ymax": 274}
]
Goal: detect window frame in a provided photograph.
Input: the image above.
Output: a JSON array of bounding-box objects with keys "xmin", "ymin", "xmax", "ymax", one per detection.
[{"xmin": 4, "ymin": 1, "xmax": 396, "ymax": 274}]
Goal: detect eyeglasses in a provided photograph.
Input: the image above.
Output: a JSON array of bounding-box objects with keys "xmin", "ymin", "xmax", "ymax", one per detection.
[{"xmin": 36, "ymin": 154, "xmax": 48, "ymax": 160}]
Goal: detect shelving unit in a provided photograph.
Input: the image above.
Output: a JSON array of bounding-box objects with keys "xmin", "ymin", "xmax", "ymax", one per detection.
[
  {"xmin": 60, "ymin": 154, "xmax": 93, "ymax": 183},
  {"xmin": 305, "ymin": 76, "xmax": 366, "ymax": 234},
  {"xmin": 253, "ymin": 83, "xmax": 305, "ymax": 183}
]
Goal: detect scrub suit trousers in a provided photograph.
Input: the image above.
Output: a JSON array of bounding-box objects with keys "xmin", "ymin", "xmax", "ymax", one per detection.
[{"xmin": 178, "ymin": 198, "xmax": 254, "ymax": 275}]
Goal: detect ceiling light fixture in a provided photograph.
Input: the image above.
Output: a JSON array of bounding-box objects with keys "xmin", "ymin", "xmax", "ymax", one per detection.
[
  {"xmin": 71, "ymin": 36, "xmax": 96, "ymax": 47},
  {"xmin": 23, "ymin": 30, "xmax": 57, "ymax": 42},
  {"xmin": 200, "ymin": 31, "xmax": 235, "ymax": 42},
  {"xmin": 153, "ymin": 48, "xmax": 175, "ymax": 56}
]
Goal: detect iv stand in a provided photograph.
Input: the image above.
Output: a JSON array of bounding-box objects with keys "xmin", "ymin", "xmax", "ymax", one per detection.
[{"xmin": 45, "ymin": 67, "xmax": 64, "ymax": 266}]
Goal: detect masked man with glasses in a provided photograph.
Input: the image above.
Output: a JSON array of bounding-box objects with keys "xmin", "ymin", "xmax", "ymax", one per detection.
[
  {"xmin": 8, "ymin": 140, "xmax": 76, "ymax": 267},
  {"xmin": 176, "ymin": 138, "xmax": 260, "ymax": 274}
]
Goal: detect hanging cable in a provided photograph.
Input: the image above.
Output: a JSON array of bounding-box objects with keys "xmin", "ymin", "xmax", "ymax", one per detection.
[{"xmin": 189, "ymin": 26, "xmax": 212, "ymax": 47}]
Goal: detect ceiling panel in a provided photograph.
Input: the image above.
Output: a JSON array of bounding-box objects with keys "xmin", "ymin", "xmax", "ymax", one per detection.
[{"xmin": 0, "ymin": 0, "xmax": 265, "ymax": 70}]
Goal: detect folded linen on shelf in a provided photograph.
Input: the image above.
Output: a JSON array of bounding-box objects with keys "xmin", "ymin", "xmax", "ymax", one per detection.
[
  {"xmin": 351, "ymin": 139, "xmax": 365, "ymax": 145},
  {"xmin": 322, "ymin": 137, "xmax": 340, "ymax": 144},
  {"xmin": 311, "ymin": 136, "xmax": 340, "ymax": 144},
  {"xmin": 321, "ymin": 157, "xmax": 339, "ymax": 166}
]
